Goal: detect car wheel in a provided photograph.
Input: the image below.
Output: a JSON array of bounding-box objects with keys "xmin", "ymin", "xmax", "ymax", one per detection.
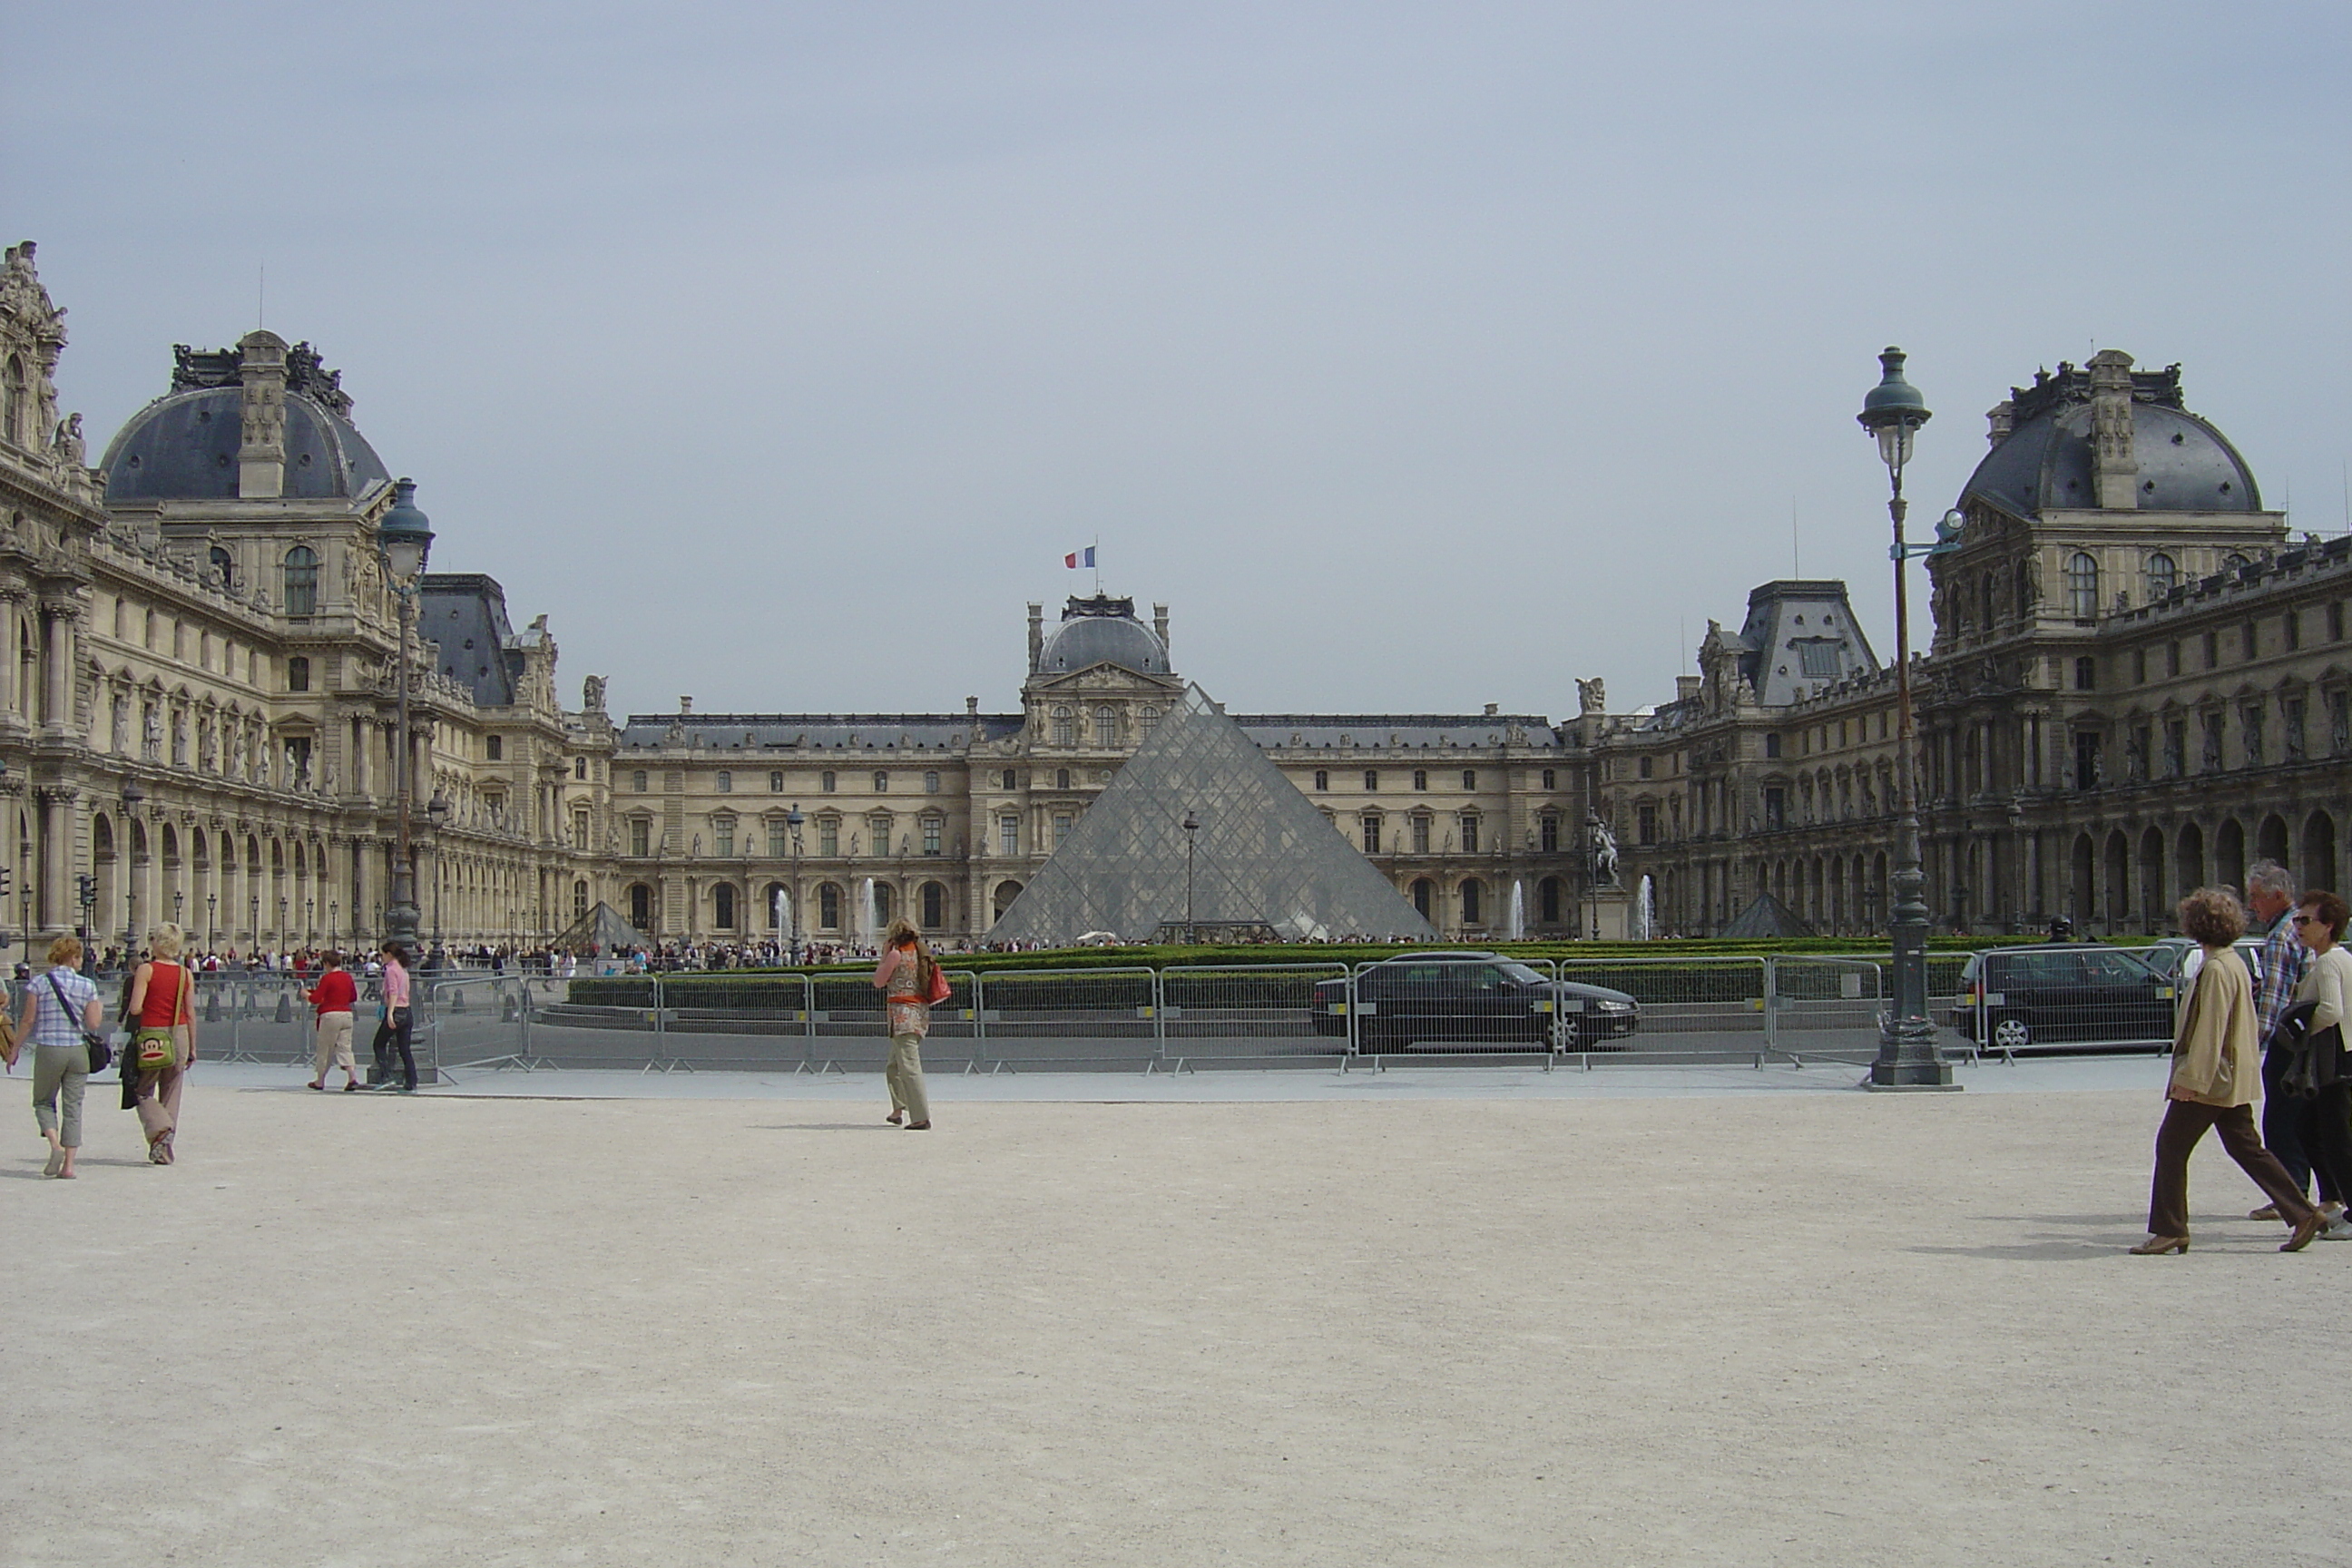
[{"xmin": 1990, "ymin": 1015, "xmax": 2032, "ymax": 1053}]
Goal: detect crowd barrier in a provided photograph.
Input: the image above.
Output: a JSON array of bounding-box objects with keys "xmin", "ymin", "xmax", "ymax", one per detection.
[{"xmin": 3, "ymin": 949, "xmax": 2180, "ymax": 1079}]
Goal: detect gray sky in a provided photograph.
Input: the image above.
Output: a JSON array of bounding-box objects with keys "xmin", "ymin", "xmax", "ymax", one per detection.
[{"xmin": 9, "ymin": 3, "xmax": 2348, "ymax": 722}]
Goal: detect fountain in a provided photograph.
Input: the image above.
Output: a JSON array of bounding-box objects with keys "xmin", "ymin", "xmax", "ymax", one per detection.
[
  {"xmin": 1637, "ymin": 874, "xmax": 1657, "ymax": 940},
  {"xmin": 1506, "ymin": 880, "xmax": 1525, "ymax": 941}
]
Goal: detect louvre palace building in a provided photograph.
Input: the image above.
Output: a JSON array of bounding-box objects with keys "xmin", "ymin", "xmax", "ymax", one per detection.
[{"xmin": 4, "ymin": 235, "xmax": 2343, "ymax": 952}]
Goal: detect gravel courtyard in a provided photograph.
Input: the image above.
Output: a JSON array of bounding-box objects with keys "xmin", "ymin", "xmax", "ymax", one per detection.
[{"xmin": 4, "ymin": 1069, "xmax": 2343, "ymax": 1567}]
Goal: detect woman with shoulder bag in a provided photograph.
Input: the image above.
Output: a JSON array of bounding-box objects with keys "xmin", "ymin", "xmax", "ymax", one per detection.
[
  {"xmin": 2288, "ymin": 891, "xmax": 2352, "ymax": 1240},
  {"xmin": 871, "ymin": 918, "xmax": 947, "ymax": 1130},
  {"xmin": 2134, "ymin": 887, "xmax": 2324, "ymax": 1254},
  {"xmin": 17, "ymin": 935, "xmax": 103, "ymax": 1179},
  {"xmin": 126, "ymin": 923, "xmax": 198, "ymax": 1166}
]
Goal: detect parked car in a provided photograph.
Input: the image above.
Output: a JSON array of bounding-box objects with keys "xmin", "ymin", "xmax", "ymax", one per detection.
[
  {"xmin": 2132, "ymin": 936, "xmax": 2268, "ymax": 991},
  {"xmin": 1311, "ymin": 952, "xmax": 1640, "ymax": 1051},
  {"xmin": 1946, "ymin": 943, "xmax": 2175, "ymax": 1052}
]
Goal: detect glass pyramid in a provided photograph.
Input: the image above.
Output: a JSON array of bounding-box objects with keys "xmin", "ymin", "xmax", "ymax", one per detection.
[{"xmin": 990, "ymin": 683, "xmax": 1436, "ymax": 946}]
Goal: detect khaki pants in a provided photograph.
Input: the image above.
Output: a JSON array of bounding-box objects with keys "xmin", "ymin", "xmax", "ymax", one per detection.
[
  {"xmin": 886, "ymin": 1033, "xmax": 930, "ymax": 1124},
  {"xmin": 134, "ymin": 1029, "xmax": 190, "ymax": 1145},
  {"xmin": 32, "ymin": 1044, "xmax": 87, "ymax": 1148},
  {"xmin": 312, "ymin": 1012, "xmax": 356, "ymax": 1077}
]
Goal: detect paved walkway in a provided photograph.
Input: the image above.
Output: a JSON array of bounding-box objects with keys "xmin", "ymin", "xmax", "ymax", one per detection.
[{"xmin": 2, "ymin": 1057, "xmax": 2336, "ymax": 1567}]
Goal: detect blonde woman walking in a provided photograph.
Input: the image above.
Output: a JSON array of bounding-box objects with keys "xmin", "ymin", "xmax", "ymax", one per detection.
[
  {"xmin": 871, "ymin": 917, "xmax": 944, "ymax": 1130},
  {"xmin": 126, "ymin": 923, "xmax": 198, "ymax": 1165},
  {"xmin": 17, "ymin": 936, "xmax": 101, "ymax": 1179}
]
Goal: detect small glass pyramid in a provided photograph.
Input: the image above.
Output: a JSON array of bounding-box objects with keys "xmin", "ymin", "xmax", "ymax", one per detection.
[{"xmin": 990, "ymin": 683, "xmax": 1437, "ymax": 946}]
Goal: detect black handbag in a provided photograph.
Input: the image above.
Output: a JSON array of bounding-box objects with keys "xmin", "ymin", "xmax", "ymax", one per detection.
[{"xmin": 47, "ymin": 972, "xmax": 110, "ymax": 1074}]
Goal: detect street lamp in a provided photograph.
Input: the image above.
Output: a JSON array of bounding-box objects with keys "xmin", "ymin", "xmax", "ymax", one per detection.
[
  {"xmin": 121, "ymin": 777, "xmax": 144, "ymax": 958},
  {"xmin": 1857, "ymin": 347, "xmax": 1955, "ymax": 1092},
  {"xmin": 784, "ymin": 806, "xmax": 805, "ymax": 964},
  {"xmin": 426, "ymin": 791, "xmax": 450, "ymax": 948},
  {"xmin": 1181, "ymin": 810, "xmax": 1200, "ymax": 941},
  {"xmin": 207, "ymin": 891, "xmax": 217, "ymax": 955},
  {"xmin": 378, "ymin": 477, "xmax": 434, "ymax": 959},
  {"xmin": 173, "ymin": 888, "xmax": 184, "ymax": 939}
]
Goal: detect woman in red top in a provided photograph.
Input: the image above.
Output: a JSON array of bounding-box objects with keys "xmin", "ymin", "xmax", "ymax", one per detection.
[
  {"xmin": 306, "ymin": 952, "xmax": 361, "ymax": 1092},
  {"xmin": 126, "ymin": 922, "xmax": 199, "ymax": 1165},
  {"xmin": 871, "ymin": 918, "xmax": 941, "ymax": 1129}
]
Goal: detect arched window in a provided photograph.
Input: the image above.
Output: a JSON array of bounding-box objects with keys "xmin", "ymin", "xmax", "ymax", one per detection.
[
  {"xmin": 1411, "ymin": 878, "xmax": 1434, "ymax": 918},
  {"xmin": 818, "ymin": 882, "xmax": 842, "ymax": 928},
  {"xmin": 873, "ymin": 884, "xmax": 893, "ymax": 925},
  {"xmin": 2145, "ymin": 552, "xmax": 2178, "ymax": 599},
  {"xmin": 872, "ymin": 770, "xmax": 888, "ymax": 792},
  {"xmin": 1460, "ymin": 878, "xmax": 1485, "ymax": 926},
  {"xmin": 716, "ymin": 770, "xmax": 732, "ymax": 793},
  {"xmin": 209, "ymin": 545, "xmax": 234, "ymax": 590},
  {"xmin": 282, "ymin": 546, "xmax": 319, "ymax": 617},
  {"xmin": 769, "ymin": 769, "xmax": 784, "ymax": 792},
  {"xmin": 920, "ymin": 880, "xmax": 946, "ymax": 929},
  {"xmin": 1093, "ymin": 706, "xmax": 1117, "ymax": 741},
  {"xmin": 712, "ymin": 883, "xmax": 737, "ymax": 930},
  {"xmin": 1055, "ymin": 768, "xmax": 1072, "ymax": 790},
  {"xmin": 820, "ymin": 770, "xmax": 837, "ymax": 792},
  {"xmin": 763, "ymin": 882, "xmax": 786, "ymax": 928},
  {"xmin": 1539, "ymin": 877, "xmax": 1563, "ymax": 925},
  {"xmin": 1139, "ymin": 707, "xmax": 1161, "ymax": 735},
  {"xmin": 573, "ymin": 880, "xmax": 588, "ymax": 919},
  {"xmin": 924, "ymin": 770, "xmax": 940, "ymax": 794},
  {"xmin": 1313, "ymin": 769, "xmax": 1329, "ymax": 791},
  {"xmin": 2224, "ymin": 553, "xmax": 2251, "ymax": 573},
  {"xmin": 2065, "ymin": 552, "xmax": 2100, "ymax": 620},
  {"xmin": 1051, "ymin": 708, "xmax": 1073, "ymax": 746},
  {"xmin": 0, "ymin": 356, "xmax": 24, "ymax": 446},
  {"xmin": 286, "ymin": 656, "xmax": 309, "ymax": 693},
  {"xmin": 628, "ymin": 883, "xmax": 652, "ymax": 928}
]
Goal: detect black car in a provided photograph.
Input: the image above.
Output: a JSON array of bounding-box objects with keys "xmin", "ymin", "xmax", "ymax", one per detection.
[
  {"xmin": 1946, "ymin": 943, "xmax": 2176, "ymax": 1052},
  {"xmin": 1311, "ymin": 952, "xmax": 1640, "ymax": 1051}
]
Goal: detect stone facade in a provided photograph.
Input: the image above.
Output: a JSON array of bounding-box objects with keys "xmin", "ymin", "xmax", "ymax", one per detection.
[
  {"xmin": 1603, "ymin": 351, "xmax": 2351, "ymax": 936},
  {"xmin": 0, "ymin": 241, "xmax": 610, "ymax": 955}
]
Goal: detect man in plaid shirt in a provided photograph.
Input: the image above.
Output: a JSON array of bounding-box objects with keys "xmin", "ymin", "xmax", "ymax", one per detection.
[{"xmin": 2248, "ymin": 860, "xmax": 2334, "ymax": 1222}]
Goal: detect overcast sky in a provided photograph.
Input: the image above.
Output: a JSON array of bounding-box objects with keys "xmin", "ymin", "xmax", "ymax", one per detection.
[{"xmin": 8, "ymin": 3, "xmax": 2347, "ymax": 722}]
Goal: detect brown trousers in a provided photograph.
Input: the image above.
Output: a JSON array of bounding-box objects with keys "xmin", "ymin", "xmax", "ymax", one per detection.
[
  {"xmin": 134, "ymin": 1030, "xmax": 190, "ymax": 1144},
  {"xmin": 2149, "ymin": 1099, "xmax": 2316, "ymax": 1237}
]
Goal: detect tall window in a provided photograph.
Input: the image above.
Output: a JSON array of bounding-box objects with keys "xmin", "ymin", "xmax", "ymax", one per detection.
[
  {"xmin": 573, "ymin": 880, "xmax": 589, "ymax": 919},
  {"xmin": 209, "ymin": 545, "xmax": 234, "ymax": 589},
  {"xmin": 869, "ymin": 814, "xmax": 893, "ymax": 856},
  {"xmin": 1, "ymin": 355, "xmax": 24, "ymax": 445},
  {"xmin": 922, "ymin": 816, "xmax": 942, "ymax": 856},
  {"xmin": 713, "ymin": 884, "xmax": 737, "ymax": 930},
  {"xmin": 286, "ymin": 656, "xmax": 310, "ymax": 693},
  {"xmin": 629, "ymin": 818, "xmax": 651, "ymax": 857},
  {"xmin": 629, "ymin": 884, "xmax": 652, "ymax": 927},
  {"xmin": 713, "ymin": 818, "xmax": 734, "ymax": 857},
  {"xmin": 1541, "ymin": 768, "xmax": 1556, "ymax": 790},
  {"xmin": 1460, "ymin": 879, "xmax": 1484, "ymax": 926},
  {"xmin": 768, "ymin": 819, "xmax": 789, "ymax": 857},
  {"xmin": 1460, "ymin": 769, "xmax": 1476, "ymax": 790},
  {"xmin": 283, "ymin": 546, "xmax": 319, "ymax": 617},
  {"xmin": 1361, "ymin": 815, "xmax": 1382, "ymax": 854},
  {"xmin": 924, "ymin": 770, "xmax": 940, "ymax": 794},
  {"xmin": 1638, "ymin": 805, "xmax": 1658, "ymax": 845},
  {"xmin": 1140, "ymin": 707, "xmax": 1161, "ymax": 735},
  {"xmin": 1313, "ymin": 769, "xmax": 1328, "ymax": 791},
  {"xmin": 1000, "ymin": 769, "xmax": 1017, "ymax": 791},
  {"xmin": 2145, "ymin": 553, "xmax": 2177, "ymax": 599},
  {"xmin": 716, "ymin": 769, "xmax": 731, "ymax": 792},
  {"xmin": 818, "ymin": 883, "xmax": 842, "ymax": 928},
  {"xmin": 1363, "ymin": 770, "xmax": 1378, "ymax": 791},
  {"xmin": 921, "ymin": 881, "xmax": 946, "ymax": 929},
  {"xmin": 486, "ymin": 734, "xmax": 504, "ymax": 760},
  {"xmin": 818, "ymin": 818, "xmax": 839, "ymax": 856},
  {"xmin": 1412, "ymin": 815, "xmax": 1431, "ymax": 854},
  {"xmin": 632, "ymin": 769, "xmax": 649, "ymax": 792},
  {"xmin": 1093, "ymin": 705, "xmax": 1116, "ymax": 741},
  {"xmin": 1412, "ymin": 878, "xmax": 1434, "ymax": 918},
  {"xmin": 821, "ymin": 770, "xmax": 837, "ymax": 792},
  {"xmin": 873, "ymin": 770, "xmax": 888, "ymax": 792},
  {"xmin": 1539, "ymin": 813, "xmax": 1560, "ymax": 852},
  {"xmin": 1053, "ymin": 812, "xmax": 1074, "ymax": 847},
  {"xmin": 1055, "ymin": 769, "xmax": 1073, "ymax": 790},
  {"xmin": 1539, "ymin": 877, "xmax": 1562, "ymax": 925},
  {"xmin": 1413, "ymin": 769, "xmax": 1428, "ymax": 791},
  {"xmin": 769, "ymin": 770, "xmax": 785, "ymax": 792},
  {"xmin": 998, "ymin": 815, "xmax": 1020, "ymax": 856},
  {"xmin": 1458, "ymin": 813, "xmax": 1480, "ymax": 854},
  {"xmin": 1051, "ymin": 708, "xmax": 1073, "ymax": 745},
  {"xmin": 2064, "ymin": 553, "xmax": 2099, "ymax": 619}
]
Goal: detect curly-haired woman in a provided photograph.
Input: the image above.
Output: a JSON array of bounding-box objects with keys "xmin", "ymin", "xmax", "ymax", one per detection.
[{"xmin": 2134, "ymin": 887, "xmax": 2323, "ymax": 1254}]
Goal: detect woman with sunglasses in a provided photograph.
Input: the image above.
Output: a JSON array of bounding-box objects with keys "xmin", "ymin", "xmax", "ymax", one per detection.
[{"xmin": 2289, "ymin": 890, "xmax": 2352, "ymax": 1234}]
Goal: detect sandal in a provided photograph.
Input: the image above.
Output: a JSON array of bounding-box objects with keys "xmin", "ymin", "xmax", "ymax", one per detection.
[{"xmin": 307, "ymin": 1082, "xmax": 326, "ymax": 1092}]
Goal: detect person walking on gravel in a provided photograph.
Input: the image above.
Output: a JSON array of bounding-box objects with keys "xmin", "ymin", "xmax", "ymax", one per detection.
[{"xmin": 872, "ymin": 918, "xmax": 946, "ymax": 1130}]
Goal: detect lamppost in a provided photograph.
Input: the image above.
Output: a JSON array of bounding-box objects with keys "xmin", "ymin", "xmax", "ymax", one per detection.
[
  {"xmin": 785, "ymin": 806, "xmax": 804, "ymax": 965},
  {"xmin": 207, "ymin": 891, "xmax": 217, "ymax": 956},
  {"xmin": 426, "ymin": 792, "xmax": 449, "ymax": 950},
  {"xmin": 122, "ymin": 777, "xmax": 144, "ymax": 959},
  {"xmin": 1181, "ymin": 810, "xmax": 1200, "ymax": 941},
  {"xmin": 173, "ymin": 888, "xmax": 184, "ymax": 939},
  {"xmin": 1857, "ymin": 347, "xmax": 1957, "ymax": 1092},
  {"xmin": 377, "ymin": 477, "xmax": 434, "ymax": 957}
]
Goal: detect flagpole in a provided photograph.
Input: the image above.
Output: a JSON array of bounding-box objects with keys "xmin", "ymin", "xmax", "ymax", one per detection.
[{"xmin": 1093, "ymin": 534, "xmax": 1102, "ymax": 593}]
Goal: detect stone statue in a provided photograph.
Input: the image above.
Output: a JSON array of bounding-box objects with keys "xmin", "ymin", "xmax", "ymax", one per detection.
[
  {"xmin": 50, "ymin": 412, "xmax": 83, "ymax": 466},
  {"xmin": 1576, "ymin": 677, "xmax": 1607, "ymax": 716},
  {"xmin": 1587, "ymin": 814, "xmax": 1620, "ymax": 888},
  {"xmin": 583, "ymin": 674, "xmax": 607, "ymax": 713},
  {"xmin": 171, "ymin": 714, "xmax": 187, "ymax": 766},
  {"xmin": 142, "ymin": 706, "xmax": 162, "ymax": 760},
  {"xmin": 111, "ymin": 694, "xmax": 128, "ymax": 752}
]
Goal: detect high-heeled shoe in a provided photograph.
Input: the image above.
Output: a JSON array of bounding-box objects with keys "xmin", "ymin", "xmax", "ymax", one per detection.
[
  {"xmin": 2128, "ymin": 1235, "xmax": 2190, "ymax": 1255},
  {"xmin": 2282, "ymin": 1213, "xmax": 2324, "ymax": 1252}
]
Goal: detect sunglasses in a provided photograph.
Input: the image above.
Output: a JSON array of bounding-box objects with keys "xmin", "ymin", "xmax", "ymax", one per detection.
[{"xmin": 2291, "ymin": 914, "xmax": 2322, "ymax": 926}]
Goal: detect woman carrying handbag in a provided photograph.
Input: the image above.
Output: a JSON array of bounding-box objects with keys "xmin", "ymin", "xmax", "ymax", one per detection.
[
  {"xmin": 871, "ymin": 918, "xmax": 949, "ymax": 1130},
  {"xmin": 126, "ymin": 923, "xmax": 198, "ymax": 1165},
  {"xmin": 17, "ymin": 936, "xmax": 103, "ymax": 1178}
]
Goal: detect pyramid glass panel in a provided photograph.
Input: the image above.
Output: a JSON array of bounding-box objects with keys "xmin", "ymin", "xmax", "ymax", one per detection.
[{"xmin": 990, "ymin": 684, "xmax": 1436, "ymax": 946}]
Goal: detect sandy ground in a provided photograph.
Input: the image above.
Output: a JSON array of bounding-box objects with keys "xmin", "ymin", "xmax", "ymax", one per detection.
[{"xmin": 4, "ymin": 1069, "xmax": 2347, "ymax": 1567}]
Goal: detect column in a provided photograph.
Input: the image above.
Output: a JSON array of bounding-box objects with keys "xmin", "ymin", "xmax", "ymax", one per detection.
[
  {"xmin": 0, "ymin": 590, "xmax": 22, "ymax": 729},
  {"xmin": 36, "ymin": 787, "xmax": 73, "ymax": 936},
  {"xmin": 40, "ymin": 600, "xmax": 76, "ymax": 740}
]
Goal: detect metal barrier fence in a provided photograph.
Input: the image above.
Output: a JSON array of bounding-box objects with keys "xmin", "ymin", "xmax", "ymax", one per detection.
[{"xmin": 131, "ymin": 946, "xmax": 2180, "ymax": 1079}]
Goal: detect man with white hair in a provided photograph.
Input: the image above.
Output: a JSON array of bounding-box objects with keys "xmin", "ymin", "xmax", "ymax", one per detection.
[{"xmin": 2247, "ymin": 859, "xmax": 2339, "ymax": 1225}]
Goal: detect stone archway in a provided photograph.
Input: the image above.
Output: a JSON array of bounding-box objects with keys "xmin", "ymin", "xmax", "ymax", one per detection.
[
  {"xmin": 2139, "ymin": 827, "xmax": 2166, "ymax": 929},
  {"xmin": 2259, "ymin": 813, "xmax": 2290, "ymax": 867},
  {"xmin": 2304, "ymin": 810, "xmax": 2339, "ymax": 893},
  {"xmin": 2070, "ymin": 833, "xmax": 2095, "ymax": 924},
  {"xmin": 2174, "ymin": 820, "xmax": 2204, "ymax": 898},
  {"xmin": 2215, "ymin": 818, "xmax": 2247, "ymax": 892}
]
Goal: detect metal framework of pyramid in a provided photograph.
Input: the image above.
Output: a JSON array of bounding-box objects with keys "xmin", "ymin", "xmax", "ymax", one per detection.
[{"xmin": 990, "ymin": 684, "xmax": 1436, "ymax": 946}]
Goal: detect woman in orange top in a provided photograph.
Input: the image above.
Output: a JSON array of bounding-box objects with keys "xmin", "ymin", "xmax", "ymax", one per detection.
[
  {"xmin": 871, "ymin": 918, "xmax": 940, "ymax": 1130},
  {"xmin": 126, "ymin": 922, "xmax": 199, "ymax": 1165}
]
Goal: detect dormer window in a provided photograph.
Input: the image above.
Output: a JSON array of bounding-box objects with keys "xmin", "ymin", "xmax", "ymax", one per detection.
[{"xmin": 283, "ymin": 545, "xmax": 319, "ymax": 617}]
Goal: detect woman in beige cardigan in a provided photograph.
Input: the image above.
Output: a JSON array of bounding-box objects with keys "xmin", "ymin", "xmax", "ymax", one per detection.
[{"xmin": 2134, "ymin": 887, "xmax": 2324, "ymax": 1254}]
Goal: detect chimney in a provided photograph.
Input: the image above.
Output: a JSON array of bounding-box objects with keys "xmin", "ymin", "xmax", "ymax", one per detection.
[
  {"xmin": 678, "ymin": 695, "xmax": 692, "ymax": 714},
  {"xmin": 965, "ymin": 695, "xmax": 979, "ymax": 719},
  {"xmin": 1152, "ymin": 603, "xmax": 1170, "ymax": 656},
  {"xmin": 1483, "ymin": 702, "xmax": 1499, "ymax": 717},
  {"xmin": 2088, "ymin": 348, "xmax": 2138, "ymax": 510},
  {"xmin": 235, "ymin": 328, "xmax": 289, "ymax": 498},
  {"xmin": 1676, "ymin": 674, "xmax": 1702, "ymax": 704},
  {"xmin": 1026, "ymin": 603, "xmax": 1044, "ymax": 673},
  {"xmin": 1985, "ymin": 399, "xmax": 2014, "ymax": 446}
]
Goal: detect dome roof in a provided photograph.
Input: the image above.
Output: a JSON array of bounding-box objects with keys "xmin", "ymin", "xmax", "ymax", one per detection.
[
  {"xmin": 1039, "ymin": 599, "xmax": 1170, "ymax": 676},
  {"xmin": 1962, "ymin": 366, "xmax": 2259, "ymax": 519},
  {"xmin": 100, "ymin": 385, "xmax": 391, "ymax": 504}
]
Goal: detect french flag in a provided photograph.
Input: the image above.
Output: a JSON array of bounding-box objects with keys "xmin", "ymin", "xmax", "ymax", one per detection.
[{"xmin": 1064, "ymin": 546, "xmax": 1096, "ymax": 569}]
